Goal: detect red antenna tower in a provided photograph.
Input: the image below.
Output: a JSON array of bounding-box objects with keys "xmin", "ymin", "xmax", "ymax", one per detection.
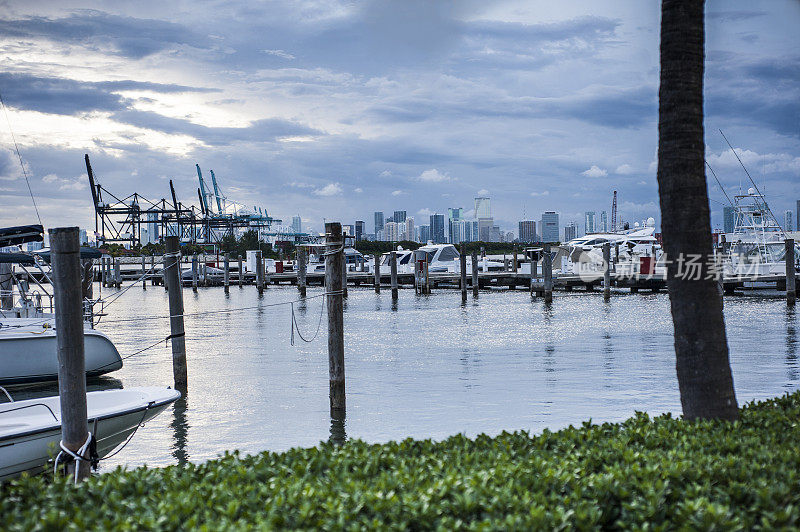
[{"xmin": 611, "ymin": 190, "xmax": 618, "ymax": 232}]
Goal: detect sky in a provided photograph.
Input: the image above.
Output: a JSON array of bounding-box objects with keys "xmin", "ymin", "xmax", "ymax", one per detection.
[{"xmin": 0, "ymin": 0, "xmax": 798, "ymax": 237}]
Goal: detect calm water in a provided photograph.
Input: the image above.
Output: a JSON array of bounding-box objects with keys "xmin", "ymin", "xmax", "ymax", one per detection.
[{"xmin": 82, "ymin": 283, "xmax": 798, "ymax": 471}]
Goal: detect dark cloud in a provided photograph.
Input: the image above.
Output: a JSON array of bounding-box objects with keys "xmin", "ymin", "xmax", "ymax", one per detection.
[
  {"xmin": 109, "ymin": 110, "xmax": 323, "ymax": 146},
  {"xmin": 0, "ymin": 73, "xmax": 218, "ymax": 115},
  {"xmin": 0, "ymin": 9, "xmax": 208, "ymax": 59}
]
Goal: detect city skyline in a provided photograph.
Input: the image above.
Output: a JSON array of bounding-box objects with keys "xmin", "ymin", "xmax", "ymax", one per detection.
[{"xmin": 0, "ymin": 2, "xmax": 796, "ymax": 237}]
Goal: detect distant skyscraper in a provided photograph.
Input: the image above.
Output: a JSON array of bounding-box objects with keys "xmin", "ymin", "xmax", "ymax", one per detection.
[
  {"xmin": 291, "ymin": 215, "xmax": 302, "ymax": 234},
  {"xmin": 450, "ymin": 219, "xmax": 473, "ymax": 244},
  {"xmin": 355, "ymin": 220, "xmax": 364, "ymax": 241},
  {"xmin": 564, "ymin": 222, "xmax": 578, "ymax": 242},
  {"xmin": 343, "ymin": 224, "xmax": 355, "ymax": 238},
  {"xmin": 785, "ymin": 211, "xmax": 793, "ymax": 233},
  {"xmin": 723, "ymin": 206, "xmax": 735, "ymax": 233},
  {"xmin": 79, "ymin": 229, "xmax": 88, "ymax": 245},
  {"xmin": 518, "ymin": 220, "xmax": 537, "ymax": 243},
  {"xmin": 403, "ymin": 218, "xmax": 415, "ymax": 241},
  {"xmin": 393, "ymin": 210, "xmax": 407, "ymax": 224},
  {"xmin": 447, "ymin": 207, "xmax": 464, "ymax": 243},
  {"xmin": 540, "ymin": 211, "xmax": 560, "ymax": 242},
  {"xmin": 584, "ymin": 211, "xmax": 596, "ymax": 234},
  {"xmin": 474, "ymin": 197, "xmax": 491, "ymax": 219},
  {"xmin": 430, "ymin": 213, "xmax": 446, "ymax": 243},
  {"xmin": 599, "ymin": 211, "xmax": 608, "ymax": 233},
  {"xmin": 385, "ymin": 221, "xmax": 400, "ymax": 241},
  {"xmin": 143, "ymin": 211, "xmax": 160, "ymax": 245},
  {"xmin": 374, "ymin": 212, "xmax": 384, "ymax": 234},
  {"xmin": 797, "ymin": 200, "xmax": 800, "ymax": 231},
  {"xmin": 418, "ymin": 225, "xmax": 431, "ymax": 243}
]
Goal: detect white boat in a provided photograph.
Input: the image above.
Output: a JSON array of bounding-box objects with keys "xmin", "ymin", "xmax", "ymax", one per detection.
[
  {"xmin": 380, "ymin": 244, "xmax": 505, "ymax": 274},
  {"xmin": 0, "ymin": 318, "xmax": 122, "ymax": 385},
  {"xmin": 720, "ymin": 189, "xmax": 800, "ymax": 281},
  {"xmin": 0, "ymin": 386, "xmax": 180, "ymax": 481}
]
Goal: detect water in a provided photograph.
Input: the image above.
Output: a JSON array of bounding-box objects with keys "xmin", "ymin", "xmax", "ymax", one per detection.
[{"xmin": 87, "ymin": 283, "xmax": 798, "ymax": 471}]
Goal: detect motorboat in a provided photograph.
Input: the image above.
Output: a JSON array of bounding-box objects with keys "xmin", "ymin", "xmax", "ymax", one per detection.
[
  {"xmin": 310, "ymin": 247, "xmax": 367, "ymax": 273},
  {"xmin": 0, "ymin": 386, "xmax": 180, "ymax": 481},
  {"xmin": 0, "ymin": 225, "xmax": 122, "ymax": 384},
  {"xmin": 719, "ymin": 189, "xmax": 800, "ymax": 281},
  {"xmin": 0, "ymin": 319, "xmax": 122, "ymax": 385}
]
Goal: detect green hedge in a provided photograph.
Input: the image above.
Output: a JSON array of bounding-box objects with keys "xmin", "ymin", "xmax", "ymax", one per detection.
[{"xmin": 3, "ymin": 393, "xmax": 800, "ymax": 529}]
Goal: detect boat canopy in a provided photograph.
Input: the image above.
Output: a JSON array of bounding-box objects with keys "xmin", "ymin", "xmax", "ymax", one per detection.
[
  {"xmin": 0, "ymin": 225, "xmax": 43, "ymax": 247},
  {"xmin": 0, "ymin": 248, "xmax": 102, "ymax": 264}
]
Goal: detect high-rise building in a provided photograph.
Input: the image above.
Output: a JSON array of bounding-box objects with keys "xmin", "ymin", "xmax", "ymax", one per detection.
[
  {"xmin": 564, "ymin": 222, "xmax": 578, "ymax": 241},
  {"xmin": 518, "ymin": 220, "xmax": 537, "ymax": 243},
  {"xmin": 418, "ymin": 225, "xmax": 431, "ymax": 243},
  {"xmin": 584, "ymin": 211, "xmax": 596, "ymax": 234},
  {"xmin": 430, "ymin": 213, "xmax": 446, "ymax": 243},
  {"xmin": 79, "ymin": 229, "xmax": 88, "ymax": 245},
  {"xmin": 393, "ymin": 210, "xmax": 407, "ymax": 224},
  {"xmin": 343, "ymin": 224, "xmax": 355, "ymax": 238},
  {"xmin": 488, "ymin": 226, "xmax": 501, "ymax": 242},
  {"xmin": 599, "ymin": 211, "xmax": 608, "ymax": 233},
  {"xmin": 474, "ymin": 197, "xmax": 491, "ymax": 219},
  {"xmin": 355, "ymin": 220, "xmax": 364, "ymax": 241},
  {"xmin": 374, "ymin": 212, "xmax": 384, "ymax": 234},
  {"xmin": 291, "ymin": 215, "xmax": 302, "ymax": 234},
  {"xmin": 785, "ymin": 211, "xmax": 793, "ymax": 233},
  {"xmin": 723, "ymin": 206, "xmax": 735, "ymax": 234},
  {"xmin": 540, "ymin": 211, "xmax": 560, "ymax": 242},
  {"xmin": 403, "ymin": 218, "xmax": 415, "ymax": 241},
  {"xmin": 450, "ymin": 219, "xmax": 473, "ymax": 244},
  {"xmin": 797, "ymin": 200, "xmax": 800, "ymax": 231},
  {"xmin": 447, "ymin": 207, "xmax": 464, "ymax": 243},
  {"xmin": 385, "ymin": 222, "xmax": 400, "ymax": 241},
  {"xmin": 143, "ymin": 211, "xmax": 160, "ymax": 245}
]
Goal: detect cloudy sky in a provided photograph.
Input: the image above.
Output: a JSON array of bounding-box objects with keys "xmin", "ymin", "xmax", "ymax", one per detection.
[{"xmin": 0, "ymin": 0, "xmax": 797, "ymax": 236}]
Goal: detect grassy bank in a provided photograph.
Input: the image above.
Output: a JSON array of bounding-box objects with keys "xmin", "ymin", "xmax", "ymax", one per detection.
[{"xmin": 3, "ymin": 393, "xmax": 799, "ymax": 529}]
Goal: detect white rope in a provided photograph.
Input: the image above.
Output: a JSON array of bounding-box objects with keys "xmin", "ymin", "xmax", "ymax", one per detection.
[{"xmin": 54, "ymin": 432, "xmax": 94, "ymax": 485}]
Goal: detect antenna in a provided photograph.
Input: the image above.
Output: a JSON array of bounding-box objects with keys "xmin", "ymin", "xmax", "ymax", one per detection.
[
  {"xmin": 704, "ymin": 160, "xmax": 734, "ymax": 206},
  {"xmin": 611, "ymin": 191, "xmax": 618, "ymax": 232},
  {"xmin": 719, "ymin": 129, "xmax": 786, "ymax": 237}
]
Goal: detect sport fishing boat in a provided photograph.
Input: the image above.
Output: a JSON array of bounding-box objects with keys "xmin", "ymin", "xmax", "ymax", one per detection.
[
  {"xmin": 0, "ymin": 386, "xmax": 180, "ymax": 481},
  {"xmin": 0, "ymin": 225, "xmax": 122, "ymax": 384},
  {"xmin": 720, "ymin": 189, "xmax": 800, "ymax": 282}
]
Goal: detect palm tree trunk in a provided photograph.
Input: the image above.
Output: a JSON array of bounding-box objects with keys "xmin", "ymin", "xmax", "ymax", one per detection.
[{"xmin": 657, "ymin": 0, "xmax": 738, "ymax": 420}]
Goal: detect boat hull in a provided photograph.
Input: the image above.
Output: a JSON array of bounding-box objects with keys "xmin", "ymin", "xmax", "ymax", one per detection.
[
  {"xmin": 0, "ymin": 329, "xmax": 122, "ymax": 385},
  {"xmin": 0, "ymin": 387, "xmax": 180, "ymax": 481}
]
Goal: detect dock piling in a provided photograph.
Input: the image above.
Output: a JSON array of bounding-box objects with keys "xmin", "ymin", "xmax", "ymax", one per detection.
[
  {"xmin": 50, "ymin": 227, "xmax": 91, "ymax": 482},
  {"xmin": 113, "ymin": 258, "xmax": 121, "ymax": 289},
  {"xmin": 223, "ymin": 253, "xmax": 230, "ymax": 293},
  {"xmin": 543, "ymin": 243, "xmax": 553, "ymax": 304},
  {"xmin": 460, "ymin": 244, "xmax": 467, "ymax": 300},
  {"xmin": 191, "ymin": 255, "xmax": 198, "ymax": 292},
  {"xmin": 238, "ymin": 255, "xmax": 243, "ymax": 287},
  {"xmin": 787, "ymin": 238, "xmax": 796, "ymax": 306},
  {"xmin": 164, "ymin": 236, "xmax": 188, "ymax": 394},
  {"xmin": 141, "ymin": 256, "xmax": 147, "ymax": 290},
  {"xmin": 297, "ymin": 248, "xmax": 307, "ymax": 297},
  {"xmin": 471, "ymin": 250, "xmax": 479, "ymax": 297},
  {"xmin": 342, "ymin": 253, "xmax": 348, "ymax": 298},
  {"xmin": 151, "ymin": 255, "xmax": 156, "ymax": 286},
  {"xmin": 325, "ymin": 222, "xmax": 345, "ymax": 414},
  {"xmin": 603, "ymin": 242, "xmax": 611, "ymax": 300},
  {"xmin": 390, "ymin": 251, "xmax": 398, "ymax": 299},
  {"xmin": 374, "ymin": 253, "xmax": 381, "ymax": 293},
  {"xmin": 255, "ymin": 250, "xmax": 264, "ymax": 295}
]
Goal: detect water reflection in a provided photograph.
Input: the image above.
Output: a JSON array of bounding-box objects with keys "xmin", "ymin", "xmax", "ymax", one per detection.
[
  {"xmin": 786, "ymin": 306, "xmax": 798, "ymax": 383},
  {"xmin": 171, "ymin": 397, "xmax": 189, "ymax": 466}
]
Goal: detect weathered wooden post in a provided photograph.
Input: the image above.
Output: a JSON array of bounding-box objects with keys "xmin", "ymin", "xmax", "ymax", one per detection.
[
  {"xmin": 543, "ymin": 243, "xmax": 553, "ymax": 304},
  {"xmin": 141, "ymin": 255, "xmax": 147, "ymax": 290},
  {"xmin": 471, "ymin": 250, "xmax": 479, "ymax": 297},
  {"xmin": 297, "ymin": 248, "xmax": 307, "ymax": 297},
  {"xmin": 374, "ymin": 253, "xmax": 381, "ymax": 293},
  {"xmin": 614, "ymin": 243, "xmax": 619, "ymax": 273},
  {"xmin": 460, "ymin": 244, "xmax": 468, "ymax": 300},
  {"xmin": 50, "ymin": 227, "xmax": 91, "ymax": 481},
  {"xmin": 424, "ymin": 259, "xmax": 430, "ymax": 294},
  {"xmin": 238, "ymin": 255, "xmax": 243, "ymax": 287},
  {"xmin": 787, "ymin": 238, "xmax": 796, "ymax": 306},
  {"xmin": 163, "ymin": 236, "xmax": 187, "ymax": 394},
  {"xmin": 255, "ymin": 250, "xmax": 264, "ymax": 295},
  {"xmin": 191, "ymin": 255, "xmax": 198, "ymax": 292},
  {"xmin": 603, "ymin": 242, "xmax": 611, "ymax": 300},
  {"xmin": 113, "ymin": 258, "xmax": 121, "ymax": 288},
  {"xmin": 223, "ymin": 253, "xmax": 230, "ymax": 294},
  {"xmin": 325, "ymin": 222, "xmax": 345, "ymax": 413},
  {"xmin": 151, "ymin": 255, "xmax": 156, "ymax": 286},
  {"xmin": 481, "ymin": 246, "xmax": 486, "ymax": 273},
  {"xmin": 390, "ymin": 251, "xmax": 398, "ymax": 299},
  {"xmin": 513, "ymin": 248, "xmax": 519, "ymax": 273},
  {"xmin": 341, "ymin": 252, "xmax": 348, "ymax": 298}
]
